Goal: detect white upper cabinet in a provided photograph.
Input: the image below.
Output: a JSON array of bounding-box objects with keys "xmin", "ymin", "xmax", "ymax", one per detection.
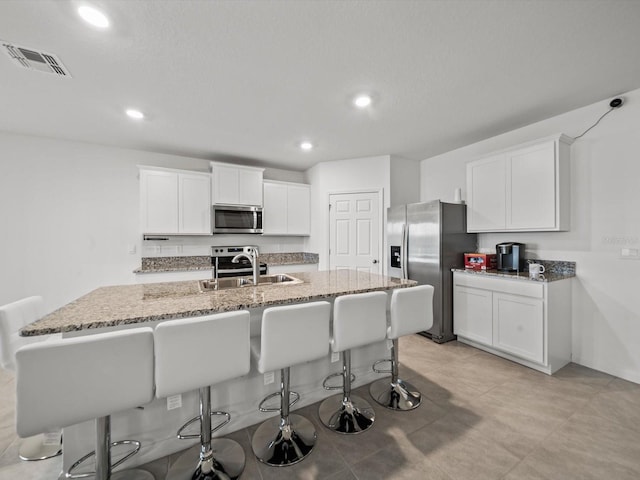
[
  {"xmin": 263, "ymin": 182, "xmax": 288, "ymax": 234},
  {"xmin": 263, "ymin": 180, "xmax": 311, "ymax": 236},
  {"xmin": 139, "ymin": 167, "xmax": 211, "ymax": 235},
  {"xmin": 286, "ymin": 184, "xmax": 311, "ymax": 235},
  {"xmin": 467, "ymin": 153, "xmax": 506, "ymax": 232},
  {"xmin": 179, "ymin": 173, "xmax": 212, "ymax": 234},
  {"xmin": 210, "ymin": 162, "xmax": 264, "ymax": 206},
  {"xmin": 466, "ymin": 134, "xmax": 572, "ymax": 232},
  {"xmin": 140, "ymin": 169, "xmax": 179, "ymax": 234}
]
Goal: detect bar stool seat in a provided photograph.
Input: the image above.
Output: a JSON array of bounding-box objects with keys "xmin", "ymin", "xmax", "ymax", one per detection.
[
  {"xmin": 369, "ymin": 285, "xmax": 434, "ymax": 411},
  {"xmin": 318, "ymin": 291, "xmax": 388, "ymax": 434},
  {"xmin": 0, "ymin": 296, "xmax": 62, "ymax": 461},
  {"xmin": 15, "ymin": 327, "xmax": 155, "ymax": 480},
  {"xmin": 251, "ymin": 301, "xmax": 331, "ymax": 467},
  {"xmin": 154, "ymin": 310, "xmax": 251, "ymax": 480}
]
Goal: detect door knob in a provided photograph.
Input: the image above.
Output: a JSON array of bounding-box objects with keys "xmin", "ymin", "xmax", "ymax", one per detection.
[{"xmin": 372, "ymin": 259, "xmax": 378, "ymax": 264}]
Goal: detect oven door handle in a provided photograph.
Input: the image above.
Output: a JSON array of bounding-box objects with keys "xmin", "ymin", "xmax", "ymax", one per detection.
[{"xmin": 217, "ymin": 267, "xmax": 254, "ymax": 274}]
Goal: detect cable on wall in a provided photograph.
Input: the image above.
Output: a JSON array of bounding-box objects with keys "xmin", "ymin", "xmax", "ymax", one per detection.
[{"xmin": 571, "ymin": 97, "xmax": 624, "ymax": 141}]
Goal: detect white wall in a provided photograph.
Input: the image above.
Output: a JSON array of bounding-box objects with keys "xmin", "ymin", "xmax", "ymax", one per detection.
[
  {"xmin": 420, "ymin": 87, "xmax": 640, "ymax": 383},
  {"xmin": 0, "ymin": 132, "xmax": 305, "ymax": 314},
  {"xmin": 389, "ymin": 156, "xmax": 421, "ymax": 207},
  {"xmin": 305, "ymin": 155, "xmax": 392, "ymax": 271}
]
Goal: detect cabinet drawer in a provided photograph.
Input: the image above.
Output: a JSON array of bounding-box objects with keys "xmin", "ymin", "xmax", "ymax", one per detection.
[{"xmin": 454, "ymin": 273, "xmax": 543, "ymax": 298}]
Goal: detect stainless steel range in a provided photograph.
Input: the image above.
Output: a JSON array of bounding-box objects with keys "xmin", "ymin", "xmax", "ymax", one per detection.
[{"xmin": 211, "ymin": 246, "xmax": 268, "ymax": 278}]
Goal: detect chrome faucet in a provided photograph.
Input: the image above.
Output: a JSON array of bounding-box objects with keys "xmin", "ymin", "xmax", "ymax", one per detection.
[{"xmin": 232, "ymin": 246, "xmax": 260, "ymax": 285}]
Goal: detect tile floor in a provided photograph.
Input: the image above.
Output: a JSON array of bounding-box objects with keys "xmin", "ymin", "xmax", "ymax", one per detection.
[{"xmin": 2, "ymin": 335, "xmax": 640, "ymax": 479}]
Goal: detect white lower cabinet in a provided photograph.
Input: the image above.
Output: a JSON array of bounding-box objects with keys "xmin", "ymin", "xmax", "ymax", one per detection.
[
  {"xmin": 453, "ymin": 272, "xmax": 571, "ymax": 374},
  {"xmin": 453, "ymin": 286, "xmax": 493, "ymax": 345},
  {"xmin": 492, "ymin": 292, "xmax": 544, "ymax": 364}
]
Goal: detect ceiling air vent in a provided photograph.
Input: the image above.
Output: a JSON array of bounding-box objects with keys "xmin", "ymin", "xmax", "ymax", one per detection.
[{"xmin": 2, "ymin": 41, "xmax": 71, "ymax": 77}]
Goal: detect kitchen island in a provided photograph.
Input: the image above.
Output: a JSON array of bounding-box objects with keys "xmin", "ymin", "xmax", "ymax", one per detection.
[
  {"xmin": 21, "ymin": 270, "xmax": 416, "ymax": 472},
  {"xmin": 22, "ymin": 269, "xmax": 412, "ymax": 336}
]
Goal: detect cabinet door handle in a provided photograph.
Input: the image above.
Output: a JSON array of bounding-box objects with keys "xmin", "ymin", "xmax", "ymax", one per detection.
[{"xmin": 372, "ymin": 259, "xmax": 378, "ymax": 264}]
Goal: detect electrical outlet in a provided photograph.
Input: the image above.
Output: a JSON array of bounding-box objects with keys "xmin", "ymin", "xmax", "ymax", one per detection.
[
  {"xmin": 331, "ymin": 352, "xmax": 340, "ymax": 363},
  {"xmin": 167, "ymin": 394, "xmax": 182, "ymax": 410},
  {"xmin": 127, "ymin": 244, "xmax": 137, "ymax": 254},
  {"xmin": 264, "ymin": 371, "xmax": 275, "ymax": 385},
  {"xmin": 620, "ymin": 248, "xmax": 640, "ymax": 259}
]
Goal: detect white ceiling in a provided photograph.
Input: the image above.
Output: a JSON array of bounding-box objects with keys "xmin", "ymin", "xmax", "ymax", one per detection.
[{"xmin": 2, "ymin": 1, "xmax": 640, "ymax": 171}]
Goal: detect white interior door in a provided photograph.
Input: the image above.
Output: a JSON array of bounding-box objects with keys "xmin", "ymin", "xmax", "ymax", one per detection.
[{"xmin": 329, "ymin": 191, "xmax": 381, "ymax": 274}]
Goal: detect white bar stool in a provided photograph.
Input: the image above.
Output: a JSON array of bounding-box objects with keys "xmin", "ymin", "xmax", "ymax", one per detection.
[
  {"xmin": 318, "ymin": 291, "xmax": 388, "ymax": 434},
  {"xmin": 15, "ymin": 327, "xmax": 155, "ymax": 480},
  {"xmin": 251, "ymin": 301, "xmax": 331, "ymax": 467},
  {"xmin": 369, "ymin": 285, "xmax": 434, "ymax": 411},
  {"xmin": 154, "ymin": 311, "xmax": 250, "ymax": 480},
  {"xmin": 0, "ymin": 296, "xmax": 62, "ymax": 461}
]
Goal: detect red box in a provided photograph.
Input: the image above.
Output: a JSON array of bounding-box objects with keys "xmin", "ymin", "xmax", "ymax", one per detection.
[{"xmin": 464, "ymin": 253, "xmax": 497, "ymax": 271}]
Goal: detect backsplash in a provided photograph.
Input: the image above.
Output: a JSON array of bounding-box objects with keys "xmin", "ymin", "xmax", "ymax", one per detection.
[
  {"xmin": 260, "ymin": 252, "xmax": 319, "ymax": 265},
  {"xmin": 140, "ymin": 256, "xmax": 211, "ymax": 271},
  {"xmin": 525, "ymin": 259, "xmax": 576, "ymax": 276},
  {"xmin": 136, "ymin": 252, "xmax": 319, "ymax": 273},
  {"xmin": 141, "ymin": 234, "xmax": 306, "ymax": 257}
]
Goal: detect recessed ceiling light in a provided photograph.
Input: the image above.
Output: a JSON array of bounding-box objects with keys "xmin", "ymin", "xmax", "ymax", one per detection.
[
  {"xmin": 78, "ymin": 5, "xmax": 110, "ymax": 28},
  {"xmin": 125, "ymin": 109, "xmax": 145, "ymax": 120},
  {"xmin": 300, "ymin": 141, "xmax": 313, "ymax": 151},
  {"xmin": 353, "ymin": 94, "xmax": 372, "ymax": 108}
]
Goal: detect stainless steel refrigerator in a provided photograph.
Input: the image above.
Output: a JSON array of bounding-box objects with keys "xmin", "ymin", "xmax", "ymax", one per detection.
[{"xmin": 388, "ymin": 200, "xmax": 477, "ymax": 343}]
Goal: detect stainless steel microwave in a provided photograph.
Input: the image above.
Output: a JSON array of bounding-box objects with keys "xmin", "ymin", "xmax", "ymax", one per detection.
[{"xmin": 212, "ymin": 205, "xmax": 263, "ymax": 234}]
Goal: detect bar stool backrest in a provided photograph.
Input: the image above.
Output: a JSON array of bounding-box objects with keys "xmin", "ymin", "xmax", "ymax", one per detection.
[
  {"xmin": 15, "ymin": 327, "xmax": 154, "ymax": 438},
  {"xmin": 154, "ymin": 310, "xmax": 251, "ymax": 398},
  {"xmin": 388, "ymin": 285, "xmax": 435, "ymax": 340},
  {"xmin": 0, "ymin": 296, "xmax": 45, "ymax": 371},
  {"xmin": 332, "ymin": 291, "xmax": 388, "ymax": 352},
  {"xmin": 258, "ymin": 302, "xmax": 331, "ymax": 373}
]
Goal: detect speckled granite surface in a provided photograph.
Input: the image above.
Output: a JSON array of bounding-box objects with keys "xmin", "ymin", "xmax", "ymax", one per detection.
[
  {"xmin": 134, "ymin": 252, "xmax": 319, "ymax": 273},
  {"xmin": 259, "ymin": 252, "xmax": 319, "ymax": 265},
  {"xmin": 21, "ymin": 270, "xmax": 416, "ymax": 336},
  {"xmin": 453, "ymin": 259, "xmax": 576, "ymax": 283},
  {"xmin": 134, "ymin": 256, "xmax": 212, "ymax": 273}
]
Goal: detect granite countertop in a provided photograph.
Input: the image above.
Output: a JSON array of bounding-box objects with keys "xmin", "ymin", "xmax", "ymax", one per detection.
[
  {"xmin": 134, "ymin": 252, "xmax": 319, "ymax": 273},
  {"xmin": 259, "ymin": 252, "xmax": 319, "ymax": 265},
  {"xmin": 22, "ymin": 270, "xmax": 415, "ymax": 336},
  {"xmin": 452, "ymin": 268, "xmax": 575, "ymax": 283}
]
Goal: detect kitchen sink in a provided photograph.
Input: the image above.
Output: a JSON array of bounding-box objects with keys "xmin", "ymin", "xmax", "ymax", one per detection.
[
  {"xmin": 255, "ymin": 274, "xmax": 299, "ymax": 285},
  {"xmin": 199, "ymin": 274, "xmax": 302, "ymax": 291},
  {"xmin": 199, "ymin": 278, "xmax": 252, "ymax": 290}
]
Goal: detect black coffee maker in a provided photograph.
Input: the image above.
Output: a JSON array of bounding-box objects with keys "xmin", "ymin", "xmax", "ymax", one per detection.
[{"xmin": 496, "ymin": 242, "xmax": 526, "ymax": 272}]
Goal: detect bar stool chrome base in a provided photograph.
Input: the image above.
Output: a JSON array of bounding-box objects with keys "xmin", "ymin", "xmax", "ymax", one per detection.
[
  {"xmin": 167, "ymin": 439, "xmax": 245, "ymax": 480},
  {"xmin": 251, "ymin": 414, "xmax": 316, "ymax": 467},
  {"xmin": 18, "ymin": 434, "xmax": 62, "ymax": 461},
  {"xmin": 104, "ymin": 470, "xmax": 155, "ymax": 480},
  {"xmin": 369, "ymin": 377, "xmax": 422, "ymax": 411},
  {"xmin": 65, "ymin": 416, "xmax": 155, "ymax": 480},
  {"xmin": 318, "ymin": 395, "xmax": 375, "ymax": 434},
  {"xmin": 66, "ymin": 440, "xmax": 154, "ymax": 480}
]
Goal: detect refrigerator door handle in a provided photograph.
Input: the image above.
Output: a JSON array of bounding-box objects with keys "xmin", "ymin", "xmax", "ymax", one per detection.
[{"xmin": 401, "ymin": 223, "xmax": 408, "ymax": 280}]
